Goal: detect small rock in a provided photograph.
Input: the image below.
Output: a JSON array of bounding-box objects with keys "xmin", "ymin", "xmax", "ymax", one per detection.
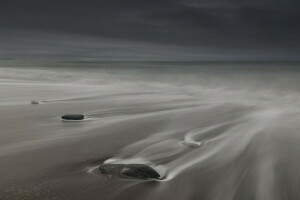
[
  {"xmin": 179, "ymin": 140, "xmax": 202, "ymax": 148},
  {"xmin": 99, "ymin": 164, "xmax": 160, "ymax": 180},
  {"xmin": 61, "ymin": 114, "xmax": 85, "ymax": 120},
  {"xmin": 31, "ymin": 101, "xmax": 39, "ymax": 105}
]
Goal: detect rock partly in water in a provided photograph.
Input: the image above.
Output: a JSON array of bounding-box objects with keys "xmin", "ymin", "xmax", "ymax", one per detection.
[
  {"xmin": 31, "ymin": 100, "xmax": 39, "ymax": 105},
  {"xmin": 179, "ymin": 140, "xmax": 202, "ymax": 148},
  {"xmin": 99, "ymin": 164, "xmax": 160, "ymax": 180},
  {"xmin": 61, "ymin": 114, "xmax": 85, "ymax": 120}
]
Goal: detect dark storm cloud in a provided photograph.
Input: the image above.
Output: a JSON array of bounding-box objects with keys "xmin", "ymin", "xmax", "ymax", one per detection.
[{"xmin": 0, "ymin": 0, "xmax": 299, "ymax": 59}]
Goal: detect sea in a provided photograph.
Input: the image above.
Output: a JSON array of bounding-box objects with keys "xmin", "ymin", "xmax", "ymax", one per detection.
[{"xmin": 0, "ymin": 60, "xmax": 300, "ymax": 200}]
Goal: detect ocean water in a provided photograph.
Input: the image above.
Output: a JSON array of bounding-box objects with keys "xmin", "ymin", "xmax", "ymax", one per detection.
[{"xmin": 1, "ymin": 61, "xmax": 300, "ymax": 200}]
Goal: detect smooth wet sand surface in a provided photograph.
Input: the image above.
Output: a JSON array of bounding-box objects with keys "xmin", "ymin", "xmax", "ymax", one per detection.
[{"xmin": 1, "ymin": 61, "xmax": 300, "ymax": 200}]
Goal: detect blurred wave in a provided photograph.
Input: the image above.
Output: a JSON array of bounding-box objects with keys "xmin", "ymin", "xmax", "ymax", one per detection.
[{"xmin": 1, "ymin": 61, "xmax": 300, "ymax": 200}]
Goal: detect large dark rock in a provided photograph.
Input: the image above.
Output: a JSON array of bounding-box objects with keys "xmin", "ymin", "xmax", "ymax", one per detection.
[
  {"xmin": 61, "ymin": 114, "xmax": 85, "ymax": 120},
  {"xmin": 99, "ymin": 164, "xmax": 160, "ymax": 180}
]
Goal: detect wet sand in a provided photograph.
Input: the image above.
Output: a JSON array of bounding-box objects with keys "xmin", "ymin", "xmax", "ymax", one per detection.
[{"xmin": 1, "ymin": 61, "xmax": 300, "ymax": 200}]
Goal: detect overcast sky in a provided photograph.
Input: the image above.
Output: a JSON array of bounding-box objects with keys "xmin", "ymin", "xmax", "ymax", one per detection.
[{"xmin": 0, "ymin": 0, "xmax": 299, "ymax": 60}]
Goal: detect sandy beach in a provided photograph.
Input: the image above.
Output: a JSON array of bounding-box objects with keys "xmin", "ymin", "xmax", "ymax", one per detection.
[{"xmin": 1, "ymin": 61, "xmax": 300, "ymax": 200}]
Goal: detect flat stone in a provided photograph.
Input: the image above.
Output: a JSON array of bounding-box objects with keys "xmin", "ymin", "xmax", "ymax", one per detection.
[
  {"xmin": 31, "ymin": 100, "xmax": 39, "ymax": 105},
  {"xmin": 99, "ymin": 164, "xmax": 160, "ymax": 180},
  {"xmin": 61, "ymin": 114, "xmax": 85, "ymax": 120},
  {"xmin": 179, "ymin": 140, "xmax": 202, "ymax": 148}
]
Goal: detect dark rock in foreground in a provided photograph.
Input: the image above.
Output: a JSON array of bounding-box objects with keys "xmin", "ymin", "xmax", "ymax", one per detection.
[
  {"xmin": 61, "ymin": 114, "xmax": 85, "ymax": 120},
  {"xmin": 31, "ymin": 100, "xmax": 39, "ymax": 105},
  {"xmin": 99, "ymin": 164, "xmax": 160, "ymax": 180}
]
